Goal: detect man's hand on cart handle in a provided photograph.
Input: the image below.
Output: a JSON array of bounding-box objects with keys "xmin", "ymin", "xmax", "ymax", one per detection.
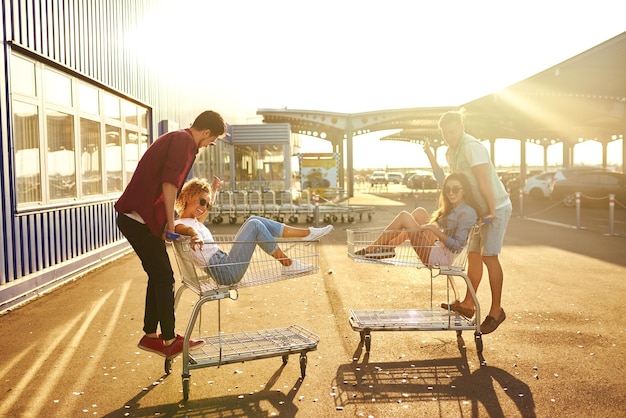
[
  {"xmin": 481, "ymin": 216, "xmax": 494, "ymax": 224},
  {"xmin": 166, "ymin": 231, "xmax": 181, "ymax": 241}
]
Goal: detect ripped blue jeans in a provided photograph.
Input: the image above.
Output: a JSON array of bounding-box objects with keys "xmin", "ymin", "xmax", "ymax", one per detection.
[{"xmin": 207, "ymin": 216, "xmax": 284, "ymax": 285}]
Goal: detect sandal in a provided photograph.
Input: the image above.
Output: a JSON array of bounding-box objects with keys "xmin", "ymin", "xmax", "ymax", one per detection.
[
  {"xmin": 441, "ymin": 301, "xmax": 475, "ymax": 318},
  {"xmin": 355, "ymin": 247, "xmax": 395, "ymax": 259}
]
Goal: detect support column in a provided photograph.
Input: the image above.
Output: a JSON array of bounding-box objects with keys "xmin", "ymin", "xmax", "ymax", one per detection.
[
  {"xmin": 346, "ymin": 117, "xmax": 354, "ymax": 198},
  {"xmin": 520, "ymin": 139, "xmax": 527, "ymax": 185},
  {"xmin": 562, "ymin": 140, "xmax": 572, "ymax": 168},
  {"xmin": 335, "ymin": 139, "xmax": 345, "ymax": 190}
]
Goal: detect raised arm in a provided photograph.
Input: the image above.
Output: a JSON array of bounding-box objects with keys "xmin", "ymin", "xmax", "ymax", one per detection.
[{"xmin": 422, "ymin": 140, "xmax": 445, "ymax": 187}]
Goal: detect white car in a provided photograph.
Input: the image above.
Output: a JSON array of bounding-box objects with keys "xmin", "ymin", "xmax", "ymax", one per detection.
[{"xmin": 523, "ymin": 171, "xmax": 555, "ymax": 200}]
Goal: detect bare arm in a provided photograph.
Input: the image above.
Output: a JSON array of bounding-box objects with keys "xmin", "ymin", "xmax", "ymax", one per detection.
[
  {"xmin": 422, "ymin": 140, "xmax": 440, "ymax": 171},
  {"xmin": 162, "ymin": 182, "xmax": 178, "ymax": 239},
  {"xmin": 198, "ymin": 176, "xmax": 223, "ymax": 224},
  {"xmin": 423, "ymin": 140, "xmax": 445, "ymax": 187},
  {"xmin": 471, "ymin": 163, "xmax": 496, "ymax": 217},
  {"xmin": 174, "ymin": 222, "xmax": 203, "ymax": 250}
]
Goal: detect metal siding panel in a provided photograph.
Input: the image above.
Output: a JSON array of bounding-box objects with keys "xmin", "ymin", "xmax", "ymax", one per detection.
[
  {"xmin": 14, "ymin": 218, "xmax": 23, "ymax": 278},
  {"xmin": 42, "ymin": 212, "xmax": 50, "ymax": 268},
  {"xmin": 74, "ymin": 207, "xmax": 81, "ymax": 256},
  {"xmin": 66, "ymin": 0, "xmax": 75, "ymax": 68},
  {"xmin": 42, "ymin": 0, "xmax": 51, "ymax": 56},
  {"xmin": 61, "ymin": 209, "xmax": 68, "ymax": 262},
  {"xmin": 87, "ymin": 205, "xmax": 94, "ymax": 251},
  {"xmin": 24, "ymin": 0, "xmax": 42, "ymax": 51},
  {"xmin": 27, "ymin": 215, "xmax": 37, "ymax": 275},
  {"xmin": 77, "ymin": 0, "xmax": 85, "ymax": 73},
  {"xmin": 51, "ymin": 0, "xmax": 60, "ymax": 61}
]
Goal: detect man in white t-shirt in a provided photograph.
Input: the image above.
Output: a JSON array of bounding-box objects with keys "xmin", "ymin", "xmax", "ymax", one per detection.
[{"xmin": 438, "ymin": 111, "xmax": 512, "ymax": 335}]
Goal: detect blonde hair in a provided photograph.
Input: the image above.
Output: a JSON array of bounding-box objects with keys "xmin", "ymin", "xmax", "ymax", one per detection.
[
  {"xmin": 175, "ymin": 178, "xmax": 212, "ymax": 214},
  {"xmin": 438, "ymin": 111, "xmax": 465, "ymax": 129}
]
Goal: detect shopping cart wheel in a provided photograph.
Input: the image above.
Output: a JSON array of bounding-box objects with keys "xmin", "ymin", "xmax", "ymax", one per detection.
[
  {"xmin": 300, "ymin": 353, "xmax": 307, "ymax": 378},
  {"xmin": 306, "ymin": 216, "xmax": 313, "ymax": 224},
  {"xmin": 348, "ymin": 216, "xmax": 355, "ymax": 223},
  {"xmin": 229, "ymin": 217, "xmax": 237, "ymax": 224},
  {"xmin": 360, "ymin": 331, "xmax": 371, "ymax": 352},
  {"xmin": 367, "ymin": 213, "xmax": 372, "ymax": 221},
  {"xmin": 282, "ymin": 354, "xmax": 289, "ymax": 364},
  {"xmin": 474, "ymin": 332, "xmax": 483, "ymax": 354},
  {"xmin": 182, "ymin": 374, "xmax": 191, "ymax": 401},
  {"xmin": 165, "ymin": 358, "xmax": 172, "ymax": 375}
]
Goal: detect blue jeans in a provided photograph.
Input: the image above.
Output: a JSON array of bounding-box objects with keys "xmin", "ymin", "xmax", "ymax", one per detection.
[{"xmin": 207, "ymin": 216, "xmax": 285, "ymax": 285}]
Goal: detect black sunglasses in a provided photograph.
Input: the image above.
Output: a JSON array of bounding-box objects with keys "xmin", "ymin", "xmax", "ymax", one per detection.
[
  {"xmin": 444, "ymin": 186, "xmax": 463, "ymax": 195},
  {"xmin": 198, "ymin": 198, "xmax": 211, "ymax": 207}
]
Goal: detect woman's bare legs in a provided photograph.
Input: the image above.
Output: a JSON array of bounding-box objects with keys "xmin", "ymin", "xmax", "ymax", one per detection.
[
  {"xmin": 362, "ymin": 208, "xmax": 438, "ymax": 261},
  {"xmin": 386, "ymin": 207, "xmax": 431, "ymax": 247},
  {"xmin": 281, "ymin": 225, "xmax": 312, "ymax": 238},
  {"xmin": 271, "ymin": 247, "xmax": 292, "ymax": 266}
]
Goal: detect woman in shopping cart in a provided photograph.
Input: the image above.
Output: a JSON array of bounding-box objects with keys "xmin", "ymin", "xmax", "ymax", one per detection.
[
  {"xmin": 173, "ymin": 177, "xmax": 333, "ymax": 285},
  {"xmin": 355, "ymin": 172, "xmax": 480, "ymax": 267}
]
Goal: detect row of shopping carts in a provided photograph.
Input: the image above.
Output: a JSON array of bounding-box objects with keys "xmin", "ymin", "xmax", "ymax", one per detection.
[{"xmin": 208, "ymin": 189, "xmax": 375, "ymax": 225}]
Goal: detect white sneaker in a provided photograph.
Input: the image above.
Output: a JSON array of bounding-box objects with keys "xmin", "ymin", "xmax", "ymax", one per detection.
[
  {"xmin": 282, "ymin": 259, "xmax": 314, "ymax": 275},
  {"xmin": 305, "ymin": 225, "xmax": 333, "ymax": 241}
]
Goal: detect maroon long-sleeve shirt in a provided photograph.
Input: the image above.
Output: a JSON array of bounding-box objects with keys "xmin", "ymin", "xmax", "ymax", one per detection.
[{"xmin": 115, "ymin": 128, "xmax": 198, "ymax": 237}]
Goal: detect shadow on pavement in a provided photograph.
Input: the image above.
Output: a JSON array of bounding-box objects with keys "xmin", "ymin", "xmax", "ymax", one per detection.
[
  {"xmin": 102, "ymin": 365, "xmax": 303, "ymax": 417},
  {"xmin": 332, "ymin": 333, "xmax": 536, "ymax": 417}
]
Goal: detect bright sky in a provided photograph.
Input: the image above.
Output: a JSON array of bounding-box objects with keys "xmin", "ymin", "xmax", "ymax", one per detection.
[{"xmin": 144, "ymin": 0, "xmax": 625, "ymax": 169}]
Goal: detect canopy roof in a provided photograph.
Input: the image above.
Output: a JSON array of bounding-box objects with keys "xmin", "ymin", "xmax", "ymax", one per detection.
[{"xmin": 259, "ymin": 31, "xmax": 626, "ymax": 147}]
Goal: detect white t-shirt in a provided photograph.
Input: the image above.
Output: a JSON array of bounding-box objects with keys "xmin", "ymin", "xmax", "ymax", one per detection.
[{"xmin": 174, "ymin": 217, "xmax": 220, "ymax": 266}]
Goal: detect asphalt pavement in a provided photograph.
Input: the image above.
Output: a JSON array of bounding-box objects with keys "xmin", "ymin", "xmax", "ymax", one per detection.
[{"xmin": 1, "ymin": 185, "xmax": 625, "ymax": 417}]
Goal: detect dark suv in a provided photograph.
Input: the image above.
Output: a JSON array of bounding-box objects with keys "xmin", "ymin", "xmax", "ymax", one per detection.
[{"xmin": 549, "ymin": 167, "xmax": 626, "ymax": 207}]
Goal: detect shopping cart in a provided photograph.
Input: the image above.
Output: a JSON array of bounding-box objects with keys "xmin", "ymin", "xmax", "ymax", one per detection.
[
  {"xmin": 169, "ymin": 234, "xmax": 320, "ymax": 400},
  {"xmin": 346, "ymin": 223, "xmax": 485, "ymax": 364}
]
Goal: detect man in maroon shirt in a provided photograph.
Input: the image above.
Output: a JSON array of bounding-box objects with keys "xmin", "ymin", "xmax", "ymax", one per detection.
[{"xmin": 115, "ymin": 110, "xmax": 226, "ymax": 360}]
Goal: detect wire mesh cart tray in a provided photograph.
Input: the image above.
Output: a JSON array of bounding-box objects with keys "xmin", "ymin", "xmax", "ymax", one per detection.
[
  {"xmin": 170, "ymin": 234, "xmax": 320, "ymax": 400},
  {"xmin": 346, "ymin": 224, "xmax": 485, "ymax": 364}
]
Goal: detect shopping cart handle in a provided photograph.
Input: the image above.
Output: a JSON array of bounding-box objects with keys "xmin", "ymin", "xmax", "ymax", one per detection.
[{"xmin": 166, "ymin": 231, "xmax": 182, "ymax": 240}]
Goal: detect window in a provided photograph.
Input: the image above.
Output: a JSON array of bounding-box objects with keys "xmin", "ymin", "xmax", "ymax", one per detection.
[
  {"xmin": 44, "ymin": 69, "xmax": 73, "ymax": 107},
  {"xmin": 10, "ymin": 52, "xmax": 150, "ymax": 207},
  {"xmin": 11, "ymin": 55, "xmax": 36, "ymax": 96},
  {"xmin": 80, "ymin": 118, "xmax": 102, "ymax": 196},
  {"xmin": 105, "ymin": 126, "xmax": 123, "ymax": 193},
  {"xmin": 13, "ymin": 102, "xmax": 41, "ymax": 203},
  {"xmin": 46, "ymin": 111, "xmax": 76, "ymax": 200}
]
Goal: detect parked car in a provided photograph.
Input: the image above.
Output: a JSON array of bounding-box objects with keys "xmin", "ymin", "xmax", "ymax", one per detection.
[
  {"xmin": 550, "ymin": 168, "xmax": 626, "ymax": 207},
  {"xmin": 387, "ymin": 172, "xmax": 403, "ymax": 184},
  {"xmin": 408, "ymin": 172, "xmax": 438, "ymax": 190},
  {"xmin": 369, "ymin": 170, "xmax": 388, "ymax": 186},
  {"xmin": 523, "ymin": 171, "xmax": 555, "ymax": 200},
  {"xmin": 505, "ymin": 170, "xmax": 544, "ymax": 198},
  {"xmin": 401, "ymin": 170, "xmax": 436, "ymax": 189}
]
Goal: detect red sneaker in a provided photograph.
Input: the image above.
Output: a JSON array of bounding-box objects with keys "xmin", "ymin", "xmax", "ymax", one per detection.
[
  {"xmin": 137, "ymin": 335, "xmax": 165, "ymax": 356},
  {"xmin": 161, "ymin": 334, "xmax": 205, "ymax": 360}
]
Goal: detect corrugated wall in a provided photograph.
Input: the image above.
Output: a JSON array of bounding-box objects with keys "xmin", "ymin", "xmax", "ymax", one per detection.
[{"xmin": 0, "ymin": 0, "xmax": 213, "ymax": 310}]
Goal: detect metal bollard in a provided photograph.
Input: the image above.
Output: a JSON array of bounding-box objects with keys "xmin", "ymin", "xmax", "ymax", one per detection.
[
  {"xmin": 608, "ymin": 194, "xmax": 615, "ymax": 236},
  {"xmin": 575, "ymin": 192, "xmax": 581, "ymax": 229},
  {"xmin": 314, "ymin": 193, "xmax": 320, "ymax": 227}
]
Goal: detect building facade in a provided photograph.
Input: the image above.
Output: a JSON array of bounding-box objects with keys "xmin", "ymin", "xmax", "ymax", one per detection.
[{"xmin": 0, "ymin": 0, "xmax": 224, "ymax": 310}]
